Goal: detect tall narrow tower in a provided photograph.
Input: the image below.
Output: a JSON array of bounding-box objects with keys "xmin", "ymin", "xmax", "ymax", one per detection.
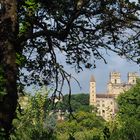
[{"xmin": 89, "ymin": 75, "xmax": 96, "ymax": 105}]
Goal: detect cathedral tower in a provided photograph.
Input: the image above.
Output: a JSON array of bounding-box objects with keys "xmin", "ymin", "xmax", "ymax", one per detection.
[
  {"xmin": 107, "ymin": 72, "xmax": 122, "ymax": 95},
  {"xmin": 128, "ymin": 72, "xmax": 138, "ymax": 84},
  {"xmin": 89, "ymin": 75, "xmax": 96, "ymax": 105},
  {"xmin": 110, "ymin": 72, "xmax": 121, "ymax": 84}
]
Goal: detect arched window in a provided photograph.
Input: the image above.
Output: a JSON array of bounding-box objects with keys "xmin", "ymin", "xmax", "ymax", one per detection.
[{"xmin": 115, "ymin": 79, "xmax": 117, "ymax": 84}]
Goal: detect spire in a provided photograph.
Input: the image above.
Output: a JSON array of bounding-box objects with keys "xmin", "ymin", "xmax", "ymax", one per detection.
[{"xmin": 90, "ymin": 75, "xmax": 95, "ymax": 82}]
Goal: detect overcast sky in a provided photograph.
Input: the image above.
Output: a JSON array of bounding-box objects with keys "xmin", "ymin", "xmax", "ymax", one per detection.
[{"xmin": 62, "ymin": 52, "xmax": 140, "ymax": 94}]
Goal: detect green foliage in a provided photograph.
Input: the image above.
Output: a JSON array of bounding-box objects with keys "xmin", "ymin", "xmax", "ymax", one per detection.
[
  {"xmin": 75, "ymin": 111, "xmax": 104, "ymax": 129},
  {"xmin": 9, "ymin": 91, "xmax": 106, "ymax": 140},
  {"xmin": 57, "ymin": 111, "xmax": 105, "ymax": 140},
  {"xmin": 16, "ymin": 53, "xmax": 26, "ymax": 67},
  {"xmin": 1, "ymin": 0, "xmax": 140, "ymax": 137},
  {"xmin": 117, "ymin": 79, "xmax": 140, "ymax": 140},
  {"xmin": 118, "ymin": 82, "xmax": 140, "ymax": 119},
  {"xmin": 10, "ymin": 88, "xmax": 57, "ymax": 140},
  {"xmin": 108, "ymin": 79, "xmax": 140, "ymax": 140},
  {"xmin": 56, "ymin": 93, "xmax": 91, "ymax": 112},
  {"xmin": 19, "ymin": 0, "xmax": 40, "ymax": 36}
]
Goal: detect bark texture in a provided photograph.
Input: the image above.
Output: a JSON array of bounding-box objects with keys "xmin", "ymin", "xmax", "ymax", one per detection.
[{"xmin": 0, "ymin": 0, "xmax": 18, "ymax": 135}]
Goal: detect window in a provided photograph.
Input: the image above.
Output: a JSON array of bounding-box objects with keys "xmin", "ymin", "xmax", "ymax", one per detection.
[
  {"xmin": 115, "ymin": 79, "xmax": 117, "ymax": 84},
  {"xmin": 96, "ymin": 100, "xmax": 100, "ymax": 103},
  {"xmin": 102, "ymin": 110, "xmax": 105, "ymax": 113}
]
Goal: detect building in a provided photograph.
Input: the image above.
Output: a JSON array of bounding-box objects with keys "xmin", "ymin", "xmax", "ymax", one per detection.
[{"xmin": 89, "ymin": 72, "xmax": 138, "ymax": 121}]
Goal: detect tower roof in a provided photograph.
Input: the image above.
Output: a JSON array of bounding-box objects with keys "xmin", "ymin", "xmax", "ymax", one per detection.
[{"xmin": 90, "ymin": 75, "xmax": 95, "ymax": 82}]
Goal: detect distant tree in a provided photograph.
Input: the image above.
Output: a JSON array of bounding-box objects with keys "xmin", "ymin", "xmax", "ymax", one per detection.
[
  {"xmin": 1, "ymin": 0, "xmax": 140, "ymax": 136},
  {"xmin": 56, "ymin": 93, "xmax": 91, "ymax": 112}
]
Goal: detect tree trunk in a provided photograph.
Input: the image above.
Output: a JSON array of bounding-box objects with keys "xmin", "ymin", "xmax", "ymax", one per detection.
[{"xmin": 0, "ymin": 0, "xmax": 18, "ymax": 136}]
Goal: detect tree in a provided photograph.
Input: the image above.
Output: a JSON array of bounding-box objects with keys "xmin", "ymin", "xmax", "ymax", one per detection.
[
  {"xmin": 10, "ymin": 88, "xmax": 57, "ymax": 140},
  {"xmin": 117, "ymin": 79, "xmax": 140, "ymax": 140},
  {"xmin": 0, "ymin": 0, "xmax": 18, "ymax": 137},
  {"xmin": 56, "ymin": 93, "xmax": 90, "ymax": 112},
  {"xmin": 110, "ymin": 79, "xmax": 140, "ymax": 140},
  {"xmin": 0, "ymin": 0, "xmax": 140, "ymax": 136},
  {"xmin": 57, "ymin": 111, "xmax": 105, "ymax": 140}
]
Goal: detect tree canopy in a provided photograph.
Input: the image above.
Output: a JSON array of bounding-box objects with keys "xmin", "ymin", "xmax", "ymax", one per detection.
[
  {"xmin": 57, "ymin": 111, "xmax": 105, "ymax": 140},
  {"xmin": 56, "ymin": 93, "xmax": 90, "ymax": 112},
  {"xmin": 8, "ymin": 91, "xmax": 105, "ymax": 140},
  {"xmin": 18, "ymin": 0, "xmax": 140, "ymax": 89},
  {"xmin": 107, "ymin": 79, "xmax": 140, "ymax": 140},
  {"xmin": 0, "ymin": 0, "xmax": 140, "ymax": 136},
  {"xmin": 116, "ymin": 79, "xmax": 140, "ymax": 140},
  {"xmin": 10, "ymin": 89, "xmax": 57, "ymax": 140}
]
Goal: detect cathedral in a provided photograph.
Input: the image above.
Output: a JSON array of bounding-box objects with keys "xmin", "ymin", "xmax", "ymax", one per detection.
[{"xmin": 89, "ymin": 72, "xmax": 139, "ymax": 121}]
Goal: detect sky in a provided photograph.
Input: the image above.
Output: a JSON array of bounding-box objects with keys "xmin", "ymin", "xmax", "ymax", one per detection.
[
  {"xmin": 62, "ymin": 52, "xmax": 140, "ymax": 94},
  {"xmin": 26, "ymin": 50, "xmax": 140, "ymax": 95},
  {"xmin": 62, "ymin": 0, "xmax": 140, "ymax": 94},
  {"xmin": 26, "ymin": 52, "xmax": 140, "ymax": 95},
  {"xmin": 26, "ymin": 0, "xmax": 139, "ymax": 95}
]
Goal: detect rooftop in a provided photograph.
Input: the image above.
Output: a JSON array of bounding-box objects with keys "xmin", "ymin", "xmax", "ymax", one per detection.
[
  {"xmin": 90, "ymin": 75, "xmax": 95, "ymax": 82},
  {"xmin": 96, "ymin": 94, "xmax": 115, "ymax": 98}
]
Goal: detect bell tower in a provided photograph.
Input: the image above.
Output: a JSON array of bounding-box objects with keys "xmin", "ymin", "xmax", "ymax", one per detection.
[{"xmin": 89, "ymin": 75, "xmax": 96, "ymax": 105}]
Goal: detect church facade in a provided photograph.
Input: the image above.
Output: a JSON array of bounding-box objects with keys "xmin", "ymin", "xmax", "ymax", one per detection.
[{"xmin": 89, "ymin": 72, "xmax": 138, "ymax": 121}]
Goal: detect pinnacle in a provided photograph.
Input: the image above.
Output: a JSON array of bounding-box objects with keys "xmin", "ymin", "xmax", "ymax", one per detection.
[{"xmin": 90, "ymin": 75, "xmax": 95, "ymax": 82}]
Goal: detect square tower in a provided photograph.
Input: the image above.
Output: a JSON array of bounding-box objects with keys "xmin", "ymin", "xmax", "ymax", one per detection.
[
  {"xmin": 128, "ymin": 72, "xmax": 138, "ymax": 84},
  {"xmin": 110, "ymin": 72, "xmax": 121, "ymax": 84},
  {"xmin": 107, "ymin": 72, "xmax": 122, "ymax": 96}
]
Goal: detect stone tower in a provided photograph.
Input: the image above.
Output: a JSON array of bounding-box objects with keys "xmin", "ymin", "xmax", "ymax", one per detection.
[
  {"xmin": 107, "ymin": 72, "xmax": 122, "ymax": 96},
  {"xmin": 110, "ymin": 72, "xmax": 121, "ymax": 84},
  {"xmin": 89, "ymin": 75, "xmax": 96, "ymax": 105},
  {"xmin": 90, "ymin": 72, "xmax": 139, "ymax": 121},
  {"xmin": 128, "ymin": 72, "xmax": 138, "ymax": 84}
]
